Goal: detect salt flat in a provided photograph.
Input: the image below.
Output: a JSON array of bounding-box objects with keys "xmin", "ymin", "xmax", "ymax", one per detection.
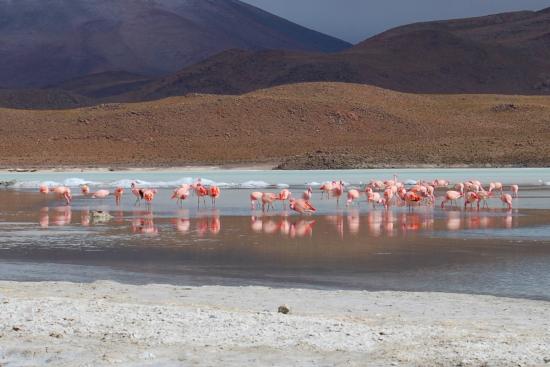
[{"xmin": 0, "ymin": 281, "xmax": 548, "ymax": 366}]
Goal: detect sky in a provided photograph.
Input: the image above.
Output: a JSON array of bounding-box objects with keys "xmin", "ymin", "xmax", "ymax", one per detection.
[{"xmin": 242, "ymin": 0, "xmax": 550, "ymax": 44}]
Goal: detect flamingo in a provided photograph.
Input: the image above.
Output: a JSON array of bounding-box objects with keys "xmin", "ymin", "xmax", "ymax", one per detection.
[
  {"xmin": 404, "ymin": 191, "xmax": 421, "ymax": 210},
  {"xmin": 510, "ymin": 184, "xmax": 519, "ymax": 198},
  {"xmin": 278, "ymin": 189, "xmax": 292, "ymax": 208},
  {"xmin": 261, "ymin": 192, "xmax": 277, "ymax": 212},
  {"xmin": 501, "ymin": 193, "xmax": 513, "ymax": 210},
  {"xmin": 289, "ymin": 198, "xmax": 316, "ymax": 215},
  {"xmin": 172, "ymin": 187, "xmax": 190, "ymax": 206},
  {"xmin": 39, "ymin": 184, "xmax": 49, "ymax": 195},
  {"xmin": 488, "ymin": 182, "xmax": 503, "ymax": 194},
  {"xmin": 367, "ymin": 191, "xmax": 381, "ymax": 208},
  {"xmin": 114, "ymin": 187, "xmax": 124, "ymax": 206},
  {"xmin": 454, "ymin": 182, "xmax": 465, "ymax": 195},
  {"xmin": 476, "ymin": 190, "xmax": 492, "ymax": 209},
  {"xmin": 346, "ymin": 189, "xmax": 360, "ymax": 206},
  {"xmin": 131, "ymin": 182, "xmax": 143, "ymax": 206},
  {"xmin": 441, "ymin": 190, "xmax": 462, "ymax": 209},
  {"xmin": 250, "ymin": 191, "xmax": 263, "ymax": 210},
  {"xmin": 209, "ymin": 186, "xmax": 221, "ymax": 207},
  {"xmin": 81, "ymin": 184, "xmax": 90, "ymax": 195},
  {"xmin": 53, "ymin": 186, "xmax": 72, "ymax": 205},
  {"xmin": 92, "ymin": 189, "xmax": 110, "ymax": 201},
  {"xmin": 143, "ymin": 189, "xmax": 157, "ymax": 209},
  {"xmin": 331, "ymin": 183, "xmax": 344, "ymax": 206},
  {"xmin": 383, "ymin": 188, "xmax": 394, "ymax": 207},
  {"xmin": 302, "ymin": 186, "xmax": 313, "ymax": 201},
  {"xmin": 195, "ymin": 185, "xmax": 209, "ymax": 207},
  {"xmin": 319, "ymin": 182, "xmax": 334, "ymax": 200},
  {"xmin": 464, "ymin": 192, "xmax": 479, "ymax": 209}
]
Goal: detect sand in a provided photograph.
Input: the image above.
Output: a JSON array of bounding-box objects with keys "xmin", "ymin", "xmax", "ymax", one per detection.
[{"xmin": 0, "ymin": 281, "xmax": 549, "ymax": 367}]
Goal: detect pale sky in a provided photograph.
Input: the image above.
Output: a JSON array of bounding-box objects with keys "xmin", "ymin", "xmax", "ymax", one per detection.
[{"xmin": 242, "ymin": 0, "xmax": 550, "ymax": 43}]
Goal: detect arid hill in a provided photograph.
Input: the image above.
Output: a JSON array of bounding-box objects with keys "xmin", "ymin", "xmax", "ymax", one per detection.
[
  {"xmin": 0, "ymin": 0, "xmax": 349, "ymax": 88},
  {"xmin": 110, "ymin": 7, "xmax": 550, "ymax": 102},
  {"xmin": 1, "ymin": 83, "xmax": 549, "ymax": 168}
]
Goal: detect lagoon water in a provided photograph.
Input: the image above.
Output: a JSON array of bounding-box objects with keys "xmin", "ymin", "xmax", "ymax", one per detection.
[{"xmin": 1, "ymin": 168, "xmax": 550, "ymax": 300}]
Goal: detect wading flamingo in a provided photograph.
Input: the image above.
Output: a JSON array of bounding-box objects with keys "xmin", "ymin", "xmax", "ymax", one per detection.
[
  {"xmin": 143, "ymin": 189, "xmax": 157, "ymax": 209},
  {"xmin": 261, "ymin": 192, "xmax": 277, "ymax": 212},
  {"xmin": 510, "ymin": 184, "xmax": 519, "ymax": 198},
  {"xmin": 289, "ymin": 198, "xmax": 316, "ymax": 215},
  {"xmin": 195, "ymin": 185, "xmax": 209, "ymax": 208},
  {"xmin": 488, "ymin": 182, "xmax": 503, "ymax": 194},
  {"xmin": 346, "ymin": 189, "xmax": 360, "ymax": 206},
  {"xmin": 53, "ymin": 186, "xmax": 72, "ymax": 205},
  {"xmin": 501, "ymin": 193, "xmax": 513, "ymax": 210},
  {"xmin": 302, "ymin": 186, "xmax": 313, "ymax": 201},
  {"xmin": 81, "ymin": 184, "xmax": 90, "ymax": 195},
  {"xmin": 277, "ymin": 189, "xmax": 291, "ymax": 208},
  {"xmin": 367, "ymin": 191, "xmax": 381, "ymax": 208},
  {"xmin": 441, "ymin": 191, "xmax": 462, "ymax": 209},
  {"xmin": 250, "ymin": 192, "xmax": 263, "ymax": 210},
  {"xmin": 404, "ymin": 191, "xmax": 421, "ymax": 210},
  {"xmin": 172, "ymin": 187, "xmax": 190, "ymax": 207},
  {"xmin": 114, "ymin": 187, "xmax": 124, "ymax": 206},
  {"xmin": 464, "ymin": 192, "xmax": 478, "ymax": 209},
  {"xmin": 319, "ymin": 182, "xmax": 334, "ymax": 200},
  {"xmin": 39, "ymin": 184, "xmax": 49, "ymax": 195},
  {"xmin": 92, "ymin": 189, "xmax": 110, "ymax": 202},
  {"xmin": 209, "ymin": 186, "xmax": 221, "ymax": 207},
  {"xmin": 131, "ymin": 182, "xmax": 143, "ymax": 206},
  {"xmin": 331, "ymin": 183, "xmax": 344, "ymax": 206}
]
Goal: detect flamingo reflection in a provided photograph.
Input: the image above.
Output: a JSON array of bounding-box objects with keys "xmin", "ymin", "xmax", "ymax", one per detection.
[{"xmin": 132, "ymin": 210, "xmax": 158, "ymax": 235}]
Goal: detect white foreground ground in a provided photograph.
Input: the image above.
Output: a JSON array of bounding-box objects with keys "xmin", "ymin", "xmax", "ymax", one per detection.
[{"xmin": 0, "ymin": 281, "xmax": 549, "ymax": 367}]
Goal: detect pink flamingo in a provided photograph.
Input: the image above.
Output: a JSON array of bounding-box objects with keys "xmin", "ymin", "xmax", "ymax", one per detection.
[
  {"xmin": 501, "ymin": 193, "xmax": 513, "ymax": 210},
  {"xmin": 250, "ymin": 191, "xmax": 263, "ymax": 210},
  {"xmin": 261, "ymin": 192, "xmax": 277, "ymax": 212},
  {"xmin": 114, "ymin": 187, "xmax": 124, "ymax": 206},
  {"xmin": 172, "ymin": 187, "xmax": 190, "ymax": 206},
  {"xmin": 441, "ymin": 190, "xmax": 462, "ymax": 209},
  {"xmin": 367, "ymin": 191, "xmax": 381, "ymax": 208},
  {"xmin": 209, "ymin": 186, "xmax": 221, "ymax": 207},
  {"xmin": 302, "ymin": 186, "xmax": 313, "ymax": 201},
  {"xmin": 404, "ymin": 191, "xmax": 421, "ymax": 210},
  {"xmin": 81, "ymin": 184, "xmax": 90, "ymax": 195},
  {"xmin": 278, "ymin": 189, "xmax": 292, "ymax": 208},
  {"xmin": 39, "ymin": 184, "xmax": 50, "ymax": 195},
  {"xmin": 331, "ymin": 182, "xmax": 344, "ymax": 206},
  {"xmin": 143, "ymin": 189, "xmax": 157, "ymax": 209},
  {"xmin": 319, "ymin": 182, "xmax": 334, "ymax": 200},
  {"xmin": 92, "ymin": 189, "xmax": 110, "ymax": 201},
  {"xmin": 464, "ymin": 192, "xmax": 479, "ymax": 209},
  {"xmin": 289, "ymin": 198, "xmax": 316, "ymax": 215},
  {"xmin": 195, "ymin": 185, "xmax": 209, "ymax": 207},
  {"xmin": 131, "ymin": 182, "xmax": 143, "ymax": 206},
  {"xmin": 346, "ymin": 189, "xmax": 360, "ymax": 206},
  {"xmin": 488, "ymin": 182, "xmax": 503, "ymax": 194},
  {"xmin": 510, "ymin": 185, "xmax": 519, "ymax": 198},
  {"xmin": 53, "ymin": 186, "xmax": 72, "ymax": 205},
  {"xmin": 383, "ymin": 188, "xmax": 394, "ymax": 207},
  {"xmin": 476, "ymin": 190, "xmax": 492, "ymax": 209}
]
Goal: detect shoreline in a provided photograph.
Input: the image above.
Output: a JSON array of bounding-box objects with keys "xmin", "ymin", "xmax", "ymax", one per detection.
[
  {"xmin": 1, "ymin": 163, "xmax": 549, "ymax": 173},
  {"xmin": 0, "ymin": 279, "xmax": 548, "ymax": 366}
]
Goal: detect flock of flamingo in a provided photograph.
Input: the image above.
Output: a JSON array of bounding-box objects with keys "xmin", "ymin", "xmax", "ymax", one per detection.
[{"xmin": 37, "ymin": 175, "xmax": 519, "ymax": 214}]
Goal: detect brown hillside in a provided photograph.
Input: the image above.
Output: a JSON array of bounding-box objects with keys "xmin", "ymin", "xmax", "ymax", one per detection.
[{"xmin": 1, "ymin": 83, "xmax": 550, "ymax": 168}]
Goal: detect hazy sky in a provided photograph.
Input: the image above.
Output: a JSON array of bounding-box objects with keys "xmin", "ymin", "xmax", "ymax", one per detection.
[{"xmin": 242, "ymin": 0, "xmax": 550, "ymax": 43}]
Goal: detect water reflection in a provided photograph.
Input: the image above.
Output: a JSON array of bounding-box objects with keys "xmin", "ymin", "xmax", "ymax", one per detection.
[{"xmin": 36, "ymin": 206, "xmax": 521, "ymax": 239}]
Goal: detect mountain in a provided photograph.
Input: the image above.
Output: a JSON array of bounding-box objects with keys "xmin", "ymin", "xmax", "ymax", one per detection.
[
  {"xmin": 0, "ymin": 0, "xmax": 350, "ymax": 88},
  {"xmin": 2, "ymin": 83, "xmax": 550, "ymax": 168},
  {"xmin": 113, "ymin": 7, "xmax": 550, "ymax": 101}
]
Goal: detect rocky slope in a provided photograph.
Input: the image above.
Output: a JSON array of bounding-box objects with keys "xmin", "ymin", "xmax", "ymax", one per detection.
[{"xmin": 1, "ymin": 83, "xmax": 549, "ymax": 168}]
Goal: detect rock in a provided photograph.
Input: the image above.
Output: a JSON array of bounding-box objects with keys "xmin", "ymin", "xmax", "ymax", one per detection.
[
  {"xmin": 543, "ymin": 357, "xmax": 550, "ymax": 363},
  {"xmin": 91, "ymin": 211, "xmax": 113, "ymax": 223},
  {"xmin": 277, "ymin": 305, "xmax": 290, "ymax": 315}
]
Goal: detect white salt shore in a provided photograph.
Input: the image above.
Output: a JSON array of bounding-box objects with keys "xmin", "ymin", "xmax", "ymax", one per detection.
[{"xmin": 0, "ymin": 281, "xmax": 549, "ymax": 367}]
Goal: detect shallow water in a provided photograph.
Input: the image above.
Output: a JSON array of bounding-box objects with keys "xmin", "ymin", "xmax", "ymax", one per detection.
[{"xmin": 1, "ymin": 168, "xmax": 550, "ymax": 300}]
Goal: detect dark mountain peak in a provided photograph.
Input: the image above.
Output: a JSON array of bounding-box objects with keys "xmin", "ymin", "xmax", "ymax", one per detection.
[{"xmin": 0, "ymin": 0, "xmax": 350, "ymax": 88}]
